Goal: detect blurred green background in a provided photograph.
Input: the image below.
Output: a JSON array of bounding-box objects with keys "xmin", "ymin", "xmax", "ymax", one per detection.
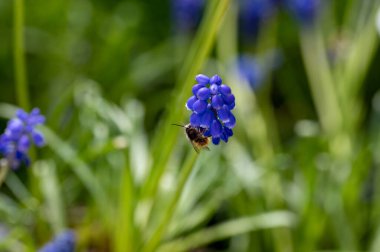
[{"xmin": 1, "ymin": 0, "xmax": 380, "ymax": 251}]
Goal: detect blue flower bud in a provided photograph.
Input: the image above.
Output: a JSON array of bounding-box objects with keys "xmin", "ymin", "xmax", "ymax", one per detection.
[
  {"xmin": 7, "ymin": 119, "xmax": 23, "ymax": 137},
  {"xmin": 27, "ymin": 108, "xmax": 45, "ymax": 125},
  {"xmin": 223, "ymin": 94, "xmax": 235, "ymax": 105},
  {"xmin": 32, "ymin": 131, "xmax": 45, "ymax": 147},
  {"xmin": 211, "ymin": 120, "xmax": 223, "ymax": 137},
  {"xmin": 224, "ymin": 127, "xmax": 233, "ymax": 137},
  {"xmin": 190, "ymin": 113, "xmax": 201, "ymax": 127},
  {"xmin": 200, "ymin": 110, "xmax": 214, "ymax": 128},
  {"xmin": 212, "ymin": 137, "xmax": 220, "ymax": 145},
  {"xmin": 211, "ymin": 95, "xmax": 224, "ymax": 110},
  {"xmin": 192, "ymin": 84, "xmax": 204, "ymax": 96},
  {"xmin": 18, "ymin": 135, "xmax": 30, "ymax": 152},
  {"xmin": 195, "ymin": 74, "xmax": 210, "ymax": 85},
  {"xmin": 220, "ymin": 131, "xmax": 229, "ymax": 143},
  {"xmin": 203, "ymin": 129, "xmax": 211, "ymax": 137},
  {"xmin": 16, "ymin": 109, "xmax": 28, "ymax": 121},
  {"xmin": 217, "ymin": 106, "xmax": 231, "ymax": 123},
  {"xmin": 186, "ymin": 96, "xmax": 197, "ymax": 110},
  {"xmin": 210, "ymin": 84, "xmax": 218, "ymax": 95},
  {"xmin": 193, "ymin": 100, "xmax": 208, "ymax": 114},
  {"xmin": 196, "ymin": 87, "xmax": 211, "ymax": 100},
  {"xmin": 210, "ymin": 75, "xmax": 222, "ymax": 85},
  {"xmin": 228, "ymin": 102, "xmax": 235, "ymax": 110},
  {"xmin": 219, "ymin": 85, "xmax": 231, "ymax": 95},
  {"xmin": 225, "ymin": 114, "xmax": 236, "ymax": 129}
]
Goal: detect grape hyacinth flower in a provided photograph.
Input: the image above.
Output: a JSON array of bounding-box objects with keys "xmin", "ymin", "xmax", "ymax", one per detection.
[
  {"xmin": 186, "ymin": 74, "xmax": 236, "ymax": 145},
  {"xmin": 287, "ymin": 0, "xmax": 321, "ymax": 25},
  {"xmin": 236, "ymin": 51, "xmax": 282, "ymax": 90},
  {"xmin": 237, "ymin": 55, "xmax": 264, "ymax": 90},
  {"xmin": 172, "ymin": 0, "xmax": 205, "ymax": 33},
  {"xmin": 0, "ymin": 108, "xmax": 45, "ymax": 170},
  {"xmin": 239, "ymin": 0, "xmax": 276, "ymax": 41},
  {"xmin": 38, "ymin": 230, "xmax": 75, "ymax": 252}
]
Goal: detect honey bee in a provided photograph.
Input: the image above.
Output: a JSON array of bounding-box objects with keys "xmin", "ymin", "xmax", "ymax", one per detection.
[{"xmin": 172, "ymin": 123, "xmax": 210, "ymax": 153}]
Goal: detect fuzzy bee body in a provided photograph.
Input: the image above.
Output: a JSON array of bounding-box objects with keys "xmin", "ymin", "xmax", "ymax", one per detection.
[{"xmin": 173, "ymin": 123, "xmax": 210, "ymax": 153}]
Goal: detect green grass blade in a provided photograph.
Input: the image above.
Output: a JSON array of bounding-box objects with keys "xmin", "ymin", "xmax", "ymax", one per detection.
[
  {"xmin": 114, "ymin": 152, "xmax": 137, "ymax": 252},
  {"xmin": 40, "ymin": 126, "xmax": 110, "ymax": 224},
  {"xmin": 157, "ymin": 211, "xmax": 296, "ymax": 252},
  {"xmin": 13, "ymin": 0, "xmax": 29, "ymax": 109},
  {"xmin": 34, "ymin": 160, "xmax": 66, "ymax": 234},
  {"xmin": 142, "ymin": 151, "xmax": 198, "ymax": 252}
]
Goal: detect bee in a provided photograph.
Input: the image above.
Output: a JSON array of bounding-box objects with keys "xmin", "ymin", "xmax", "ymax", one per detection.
[{"xmin": 172, "ymin": 123, "xmax": 210, "ymax": 153}]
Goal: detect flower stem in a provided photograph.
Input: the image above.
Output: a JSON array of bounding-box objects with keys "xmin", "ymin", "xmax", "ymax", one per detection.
[
  {"xmin": 299, "ymin": 27, "xmax": 342, "ymax": 136},
  {"xmin": 142, "ymin": 152, "xmax": 198, "ymax": 252},
  {"xmin": 114, "ymin": 152, "xmax": 137, "ymax": 252},
  {"xmin": 0, "ymin": 160, "xmax": 9, "ymax": 187},
  {"xmin": 139, "ymin": 0, "xmax": 231, "ymax": 226},
  {"xmin": 14, "ymin": 0, "xmax": 30, "ymax": 110}
]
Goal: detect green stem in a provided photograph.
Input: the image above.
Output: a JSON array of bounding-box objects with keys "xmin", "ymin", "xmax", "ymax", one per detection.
[
  {"xmin": 142, "ymin": 0, "xmax": 231, "ymax": 199},
  {"xmin": 114, "ymin": 152, "xmax": 136, "ymax": 252},
  {"xmin": 299, "ymin": 27, "xmax": 342, "ymax": 136},
  {"xmin": 142, "ymin": 152, "xmax": 198, "ymax": 252},
  {"xmin": 138, "ymin": 0, "xmax": 231, "ymax": 228},
  {"xmin": 337, "ymin": 3, "xmax": 379, "ymax": 133},
  {"xmin": 14, "ymin": 0, "xmax": 30, "ymax": 109},
  {"xmin": 0, "ymin": 160, "xmax": 9, "ymax": 187}
]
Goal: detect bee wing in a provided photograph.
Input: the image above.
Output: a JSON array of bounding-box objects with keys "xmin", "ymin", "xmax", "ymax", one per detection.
[
  {"xmin": 190, "ymin": 140, "xmax": 210, "ymax": 153},
  {"xmin": 190, "ymin": 141, "xmax": 201, "ymax": 153}
]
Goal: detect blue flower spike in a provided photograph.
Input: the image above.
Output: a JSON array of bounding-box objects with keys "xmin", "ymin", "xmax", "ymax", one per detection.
[
  {"xmin": 0, "ymin": 108, "xmax": 46, "ymax": 170},
  {"xmin": 186, "ymin": 74, "xmax": 236, "ymax": 145},
  {"xmin": 38, "ymin": 230, "xmax": 76, "ymax": 252}
]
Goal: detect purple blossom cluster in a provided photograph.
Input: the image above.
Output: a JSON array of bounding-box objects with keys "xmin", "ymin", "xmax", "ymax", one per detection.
[
  {"xmin": 0, "ymin": 108, "xmax": 45, "ymax": 170},
  {"xmin": 38, "ymin": 230, "xmax": 75, "ymax": 252},
  {"xmin": 186, "ymin": 74, "xmax": 236, "ymax": 145}
]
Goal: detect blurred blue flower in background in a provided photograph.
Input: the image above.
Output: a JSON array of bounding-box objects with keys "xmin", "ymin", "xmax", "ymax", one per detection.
[
  {"xmin": 236, "ymin": 51, "xmax": 283, "ymax": 90},
  {"xmin": 172, "ymin": 0, "xmax": 205, "ymax": 33},
  {"xmin": 287, "ymin": 0, "xmax": 321, "ymax": 25},
  {"xmin": 239, "ymin": 0, "xmax": 277, "ymax": 41},
  {"xmin": 38, "ymin": 230, "xmax": 75, "ymax": 252},
  {"xmin": 0, "ymin": 108, "xmax": 45, "ymax": 170},
  {"xmin": 186, "ymin": 74, "xmax": 236, "ymax": 145},
  {"xmin": 236, "ymin": 55, "xmax": 264, "ymax": 90}
]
